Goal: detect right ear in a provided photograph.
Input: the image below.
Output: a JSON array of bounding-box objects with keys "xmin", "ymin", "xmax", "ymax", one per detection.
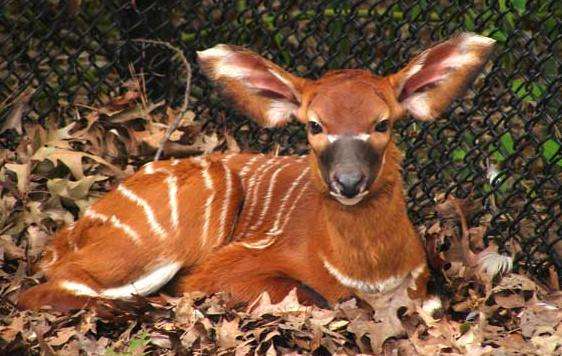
[{"xmin": 197, "ymin": 44, "xmax": 309, "ymax": 127}]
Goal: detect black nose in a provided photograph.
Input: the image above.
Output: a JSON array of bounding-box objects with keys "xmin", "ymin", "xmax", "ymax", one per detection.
[{"xmin": 332, "ymin": 169, "xmax": 366, "ymax": 198}]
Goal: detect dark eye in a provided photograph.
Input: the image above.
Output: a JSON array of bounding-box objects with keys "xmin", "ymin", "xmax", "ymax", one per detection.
[
  {"xmin": 308, "ymin": 121, "xmax": 323, "ymax": 135},
  {"xmin": 374, "ymin": 120, "xmax": 390, "ymax": 133}
]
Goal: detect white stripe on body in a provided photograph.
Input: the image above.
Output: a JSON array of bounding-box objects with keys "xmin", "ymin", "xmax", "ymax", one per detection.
[
  {"xmin": 240, "ymin": 237, "xmax": 277, "ymax": 250},
  {"xmin": 117, "ymin": 185, "xmax": 167, "ymax": 239},
  {"xmin": 267, "ymin": 180, "xmax": 311, "ymax": 236},
  {"xmin": 164, "ymin": 174, "xmax": 179, "ymax": 230},
  {"xmin": 84, "ymin": 209, "xmax": 141, "ymax": 244},
  {"xmin": 101, "ymin": 262, "xmax": 181, "ymax": 298},
  {"xmin": 234, "ymin": 157, "xmax": 281, "ymax": 239},
  {"xmin": 249, "ymin": 161, "xmax": 292, "ymax": 231},
  {"xmin": 217, "ymin": 163, "xmax": 234, "ymax": 245},
  {"xmin": 59, "ymin": 281, "xmax": 98, "ymax": 297},
  {"xmin": 201, "ymin": 166, "xmax": 215, "ymax": 247},
  {"xmin": 243, "ymin": 157, "xmax": 286, "ymax": 221},
  {"xmin": 267, "ymin": 167, "xmax": 310, "ymax": 235},
  {"xmin": 58, "ymin": 261, "xmax": 182, "ymax": 298},
  {"xmin": 241, "ymin": 180, "xmax": 311, "ymax": 251},
  {"xmin": 143, "ymin": 165, "xmax": 180, "ymax": 231},
  {"xmin": 322, "ymin": 259, "xmax": 404, "ymax": 294},
  {"xmin": 239, "ymin": 155, "xmax": 262, "ymax": 179}
]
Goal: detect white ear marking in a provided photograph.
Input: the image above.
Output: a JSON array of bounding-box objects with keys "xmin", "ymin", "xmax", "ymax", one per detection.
[
  {"xmin": 441, "ymin": 53, "xmax": 479, "ymax": 68},
  {"xmin": 460, "ymin": 33, "xmax": 496, "ymax": 48},
  {"xmin": 403, "ymin": 93, "xmax": 433, "ymax": 120},
  {"xmin": 267, "ymin": 68, "xmax": 299, "ymax": 101},
  {"xmin": 407, "ymin": 63, "xmax": 424, "ymax": 78},
  {"xmin": 266, "ymin": 101, "xmax": 297, "ymax": 126},
  {"xmin": 196, "ymin": 45, "xmax": 232, "ymax": 60}
]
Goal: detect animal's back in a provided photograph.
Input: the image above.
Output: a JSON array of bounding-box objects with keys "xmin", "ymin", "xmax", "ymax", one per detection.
[{"xmin": 31, "ymin": 153, "xmax": 311, "ymax": 299}]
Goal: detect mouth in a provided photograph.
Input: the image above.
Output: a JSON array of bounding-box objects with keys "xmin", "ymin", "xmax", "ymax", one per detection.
[{"xmin": 329, "ymin": 189, "xmax": 369, "ymax": 206}]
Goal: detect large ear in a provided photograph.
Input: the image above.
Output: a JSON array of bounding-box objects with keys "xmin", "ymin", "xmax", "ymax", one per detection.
[
  {"xmin": 197, "ymin": 44, "xmax": 309, "ymax": 127},
  {"xmin": 389, "ymin": 33, "xmax": 495, "ymax": 121}
]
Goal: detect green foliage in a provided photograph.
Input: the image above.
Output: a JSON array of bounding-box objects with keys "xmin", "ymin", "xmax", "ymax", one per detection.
[
  {"xmin": 105, "ymin": 331, "xmax": 151, "ymax": 356},
  {"xmin": 542, "ymin": 139, "xmax": 562, "ymax": 167}
]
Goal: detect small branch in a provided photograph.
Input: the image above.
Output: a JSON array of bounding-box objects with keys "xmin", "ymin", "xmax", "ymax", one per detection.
[{"xmin": 132, "ymin": 39, "xmax": 192, "ymax": 161}]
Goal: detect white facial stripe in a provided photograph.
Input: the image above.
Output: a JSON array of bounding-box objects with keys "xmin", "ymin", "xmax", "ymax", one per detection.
[
  {"xmin": 327, "ymin": 134, "xmax": 339, "ymax": 143},
  {"xmin": 355, "ymin": 133, "xmax": 371, "ymax": 141},
  {"xmin": 327, "ymin": 133, "xmax": 371, "ymax": 143},
  {"xmin": 117, "ymin": 185, "xmax": 167, "ymax": 239}
]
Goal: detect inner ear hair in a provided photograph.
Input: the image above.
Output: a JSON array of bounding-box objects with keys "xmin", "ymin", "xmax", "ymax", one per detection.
[
  {"xmin": 391, "ymin": 32, "xmax": 496, "ymax": 121},
  {"xmin": 197, "ymin": 44, "xmax": 307, "ymax": 127}
]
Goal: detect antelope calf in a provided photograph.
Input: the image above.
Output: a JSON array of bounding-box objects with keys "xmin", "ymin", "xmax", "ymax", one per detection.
[{"xmin": 18, "ymin": 33, "xmax": 495, "ymax": 314}]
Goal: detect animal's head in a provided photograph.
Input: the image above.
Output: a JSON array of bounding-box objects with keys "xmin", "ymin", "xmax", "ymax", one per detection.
[{"xmin": 198, "ymin": 33, "xmax": 495, "ymax": 206}]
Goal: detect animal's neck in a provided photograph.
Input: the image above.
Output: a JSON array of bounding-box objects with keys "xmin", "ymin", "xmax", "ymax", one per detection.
[{"xmin": 315, "ymin": 146, "xmax": 425, "ymax": 282}]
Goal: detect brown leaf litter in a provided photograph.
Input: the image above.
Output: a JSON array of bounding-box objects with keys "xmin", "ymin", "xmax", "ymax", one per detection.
[{"xmin": 1, "ymin": 81, "xmax": 560, "ymax": 355}]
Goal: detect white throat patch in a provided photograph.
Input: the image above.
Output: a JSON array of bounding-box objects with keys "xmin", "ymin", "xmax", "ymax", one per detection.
[{"xmin": 322, "ymin": 258, "xmax": 405, "ymax": 294}]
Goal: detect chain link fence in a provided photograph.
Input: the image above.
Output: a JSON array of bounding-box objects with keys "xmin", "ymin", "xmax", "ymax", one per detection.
[{"xmin": 1, "ymin": 1, "xmax": 560, "ymax": 282}]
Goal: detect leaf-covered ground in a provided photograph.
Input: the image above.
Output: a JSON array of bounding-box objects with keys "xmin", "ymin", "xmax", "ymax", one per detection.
[{"xmin": 1, "ymin": 82, "xmax": 560, "ymax": 355}]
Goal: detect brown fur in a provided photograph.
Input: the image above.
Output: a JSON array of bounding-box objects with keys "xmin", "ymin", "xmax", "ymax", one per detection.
[{"xmin": 18, "ymin": 33, "xmax": 494, "ymax": 312}]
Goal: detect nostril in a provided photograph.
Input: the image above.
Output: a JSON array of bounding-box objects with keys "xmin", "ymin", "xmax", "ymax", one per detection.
[{"xmin": 334, "ymin": 170, "xmax": 365, "ymax": 198}]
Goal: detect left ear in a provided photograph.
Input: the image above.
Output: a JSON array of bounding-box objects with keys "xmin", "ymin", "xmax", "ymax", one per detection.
[{"xmin": 389, "ymin": 33, "xmax": 495, "ymax": 121}]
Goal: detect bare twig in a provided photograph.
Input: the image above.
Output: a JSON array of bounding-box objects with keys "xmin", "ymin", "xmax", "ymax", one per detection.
[{"xmin": 132, "ymin": 39, "xmax": 192, "ymax": 161}]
